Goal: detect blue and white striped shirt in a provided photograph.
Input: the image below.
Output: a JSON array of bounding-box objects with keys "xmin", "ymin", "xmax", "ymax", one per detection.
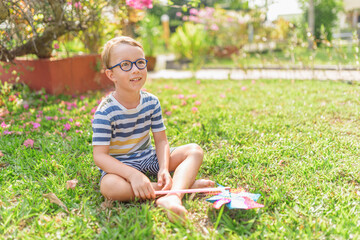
[{"xmin": 92, "ymin": 91, "xmax": 166, "ymax": 162}]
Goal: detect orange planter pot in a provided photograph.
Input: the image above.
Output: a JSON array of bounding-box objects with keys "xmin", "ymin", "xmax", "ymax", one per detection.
[{"xmin": 0, "ymin": 54, "xmax": 113, "ymax": 95}]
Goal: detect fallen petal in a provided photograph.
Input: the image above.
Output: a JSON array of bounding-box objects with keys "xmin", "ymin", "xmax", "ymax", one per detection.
[{"xmin": 66, "ymin": 179, "xmax": 78, "ymax": 189}]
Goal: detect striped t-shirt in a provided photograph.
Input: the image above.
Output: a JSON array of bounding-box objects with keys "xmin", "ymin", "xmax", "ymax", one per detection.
[{"xmin": 92, "ymin": 91, "xmax": 166, "ymax": 162}]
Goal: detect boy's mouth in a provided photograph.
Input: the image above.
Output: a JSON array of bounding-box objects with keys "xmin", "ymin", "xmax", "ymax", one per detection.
[{"xmin": 130, "ymin": 77, "xmax": 141, "ymax": 82}]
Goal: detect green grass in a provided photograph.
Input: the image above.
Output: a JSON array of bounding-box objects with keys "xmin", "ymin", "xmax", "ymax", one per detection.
[
  {"xmin": 205, "ymin": 46, "xmax": 359, "ymax": 69},
  {"xmin": 1, "ymin": 79, "xmax": 360, "ymax": 239}
]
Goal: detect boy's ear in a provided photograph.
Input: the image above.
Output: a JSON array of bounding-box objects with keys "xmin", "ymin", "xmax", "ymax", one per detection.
[{"xmin": 105, "ymin": 69, "xmax": 116, "ymax": 82}]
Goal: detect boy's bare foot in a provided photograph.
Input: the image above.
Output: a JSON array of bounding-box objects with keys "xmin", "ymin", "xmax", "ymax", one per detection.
[
  {"xmin": 156, "ymin": 194, "xmax": 188, "ymax": 223},
  {"xmin": 190, "ymin": 179, "xmax": 215, "ymax": 189}
]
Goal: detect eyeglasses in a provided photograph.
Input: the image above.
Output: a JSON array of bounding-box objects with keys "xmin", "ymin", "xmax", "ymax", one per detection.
[{"xmin": 108, "ymin": 58, "xmax": 148, "ymax": 71}]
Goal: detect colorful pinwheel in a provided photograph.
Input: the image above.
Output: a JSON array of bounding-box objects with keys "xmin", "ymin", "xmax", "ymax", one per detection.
[{"xmin": 206, "ymin": 185, "xmax": 264, "ymax": 209}]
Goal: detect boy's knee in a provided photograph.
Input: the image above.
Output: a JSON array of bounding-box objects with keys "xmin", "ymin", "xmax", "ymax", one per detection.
[
  {"xmin": 100, "ymin": 175, "xmax": 124, "ymax": 200},
  {"xmin": 188, "ymin": 143, "xmax": 204, "ymax": 161}
]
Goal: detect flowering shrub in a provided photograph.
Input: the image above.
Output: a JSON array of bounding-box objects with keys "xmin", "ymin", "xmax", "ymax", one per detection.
[
  {"xmin": 180, "ymin": 7, "xmax": 250, "ymax": 51},
  {"xmin": 126, "ymin": 0, "xmax": 153, "ymax": 9}
]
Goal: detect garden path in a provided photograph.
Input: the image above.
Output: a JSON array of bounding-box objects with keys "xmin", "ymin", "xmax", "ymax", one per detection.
[{"xmin": 149, "ymin": 54, "xmax": 360, "ymax": 81}]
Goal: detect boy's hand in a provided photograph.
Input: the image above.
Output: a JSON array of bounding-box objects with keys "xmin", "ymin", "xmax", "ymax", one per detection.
[
  {"xmin": 157, "ymin": 169, "xmax": 172, "ymax": 190},
  {"xmin": 129, "ymin": 173, "xmax": 155, "ymax": 200}
]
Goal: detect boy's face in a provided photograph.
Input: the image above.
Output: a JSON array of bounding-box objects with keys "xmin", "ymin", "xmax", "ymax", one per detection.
[{"xmin": 105, "ymin": 44, "xmax": 147, "ymax": 93}]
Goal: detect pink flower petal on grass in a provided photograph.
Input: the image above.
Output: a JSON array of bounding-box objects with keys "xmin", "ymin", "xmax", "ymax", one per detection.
[
  {"xmin": 64, "ymin": 123, "xmax": 71, "ymax": 131},
  {"xmin": 1, "ymin": 122, "xmax": 8, "ymax": 128},
  {"xmin": 24, "ymin": 139, "xmax": 34, "ymax": 148},
  {"xmin": 165, "ymin": 111, "xmax": 172, "ymax": 116},
  {"xmin": 195, "ymin": 101, "xmax": 201, "ymax": 105},
  {"xmin": 0, "ymin": 150, "xmax": 3, "ymax": 157},
  {"xmin": 192, "ymin": 107, "xmax": 198, "ymax": 113},
  {"xmin": 220, "ymin": 94, "xmax": 226, "ymax": 98},
  {"xmin": 66, "ymin": 179, "xmax": 78, "ymax": 189},
  {"xmin": 177, "ymin": 94, "xmax": 185, "ymax": 99},
  {"xmin": 32, "ymin": 123, "xmax": 41, "ymax": 129}
]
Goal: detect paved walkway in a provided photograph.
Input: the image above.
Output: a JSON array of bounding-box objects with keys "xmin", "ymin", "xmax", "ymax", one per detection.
[
  {"xmin": 149, "ymin": 68, "xmax": 360, "ymax": 81},
  {"xmin": 149, "ymin": 54, "xmax": 360, "ymax": 81}
]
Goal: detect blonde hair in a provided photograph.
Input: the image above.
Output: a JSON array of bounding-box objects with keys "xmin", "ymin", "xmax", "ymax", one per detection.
[{"xmin": 101, "ymin": 36, "xmax": 144, "ymax": 69}]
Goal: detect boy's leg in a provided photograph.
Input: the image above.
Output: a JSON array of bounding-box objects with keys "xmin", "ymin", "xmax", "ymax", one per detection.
[
  {"xmin": 100, "ymin": 173, "xmax": 161, "ymax": 201},
  {"xmin": 156, "ymin": 143, "xmax": 214, "ymax": 221},
  {"xmin": 169, "ymin": 143, "xmax": 214, "ymax": 193}
]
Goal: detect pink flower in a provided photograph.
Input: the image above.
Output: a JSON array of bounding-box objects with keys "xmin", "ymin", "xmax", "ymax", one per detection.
[
  {"xmin": 74, "ymin": 2, "xmax": 82, "ymax": 8},
  {"xmin": 53, "ymin": 43, "xmax": 59, "ymax": 49},
  {"xmin": 66, "ymin": 179, "xmax": 78, "ymax": 189},
  {"xmin": 220, "ymin": 94, "xmax": 226, "ymax": 98},
  {"xmin": 126, "ymin": 0, "xmax": 153, "ymax": 9},
  {"xmin": 23, "ymin": 104, "xmax": 29, "ymax": 109},
  {"xmin": 191, "ymin": 94, "xmax": 197, "ymax": 98},
  {"xmin": 189, "ymin": 8, "xmax": 198, "ymax": 15},
  {"xmin": 75, "ymin": 122, "xmax": 81, "ymax": 127},
  {"xmin": 196, "ymin": 80, "xmax": 201, "ymax": 84},
  {"xmin": 80, "ymin": 95, "xmax": 85, "ymax": 100},
  {"xmin": 91, "ymin": 107, "xmax": 97, "ymax": 114},
  {"xmin": 1, "ymin": 122, "xmax": 8, "ymax": 128},
  {"xmin": 210, "ymin": 24, "xmax": 219, "ymax": 31},
  {"xmin": 165, "ymin": 111, "xmax": 172, "ymax": 116},
  {"xmin": 32, "ymin": 122, "xmax": 41, "ymax": 129},
  {"xmin": 176, "ymin": 12, "xmax": 182, "ymax": 17},
  {"xmin": 24, "ymin": 139, "xmax": 34, "ymax": 148},
  {"xmin": 178, "ymin": 94, "xmax": 185, "ymax": 99},
  {"xmin": 64, "ymin": 123, "xmax": 71, "ymax": 131},
  {"xmin": 8, "ymin": 95, "xmax": 16, "ymax": 102},
  {"xmin": 195, "ymin": 101, "xmax": 201, "ymax": 105},
  {"xmin": 76, "ymin": 130, "xmax": 83, "ymax": 133},
  {"xmin": 3, "ymin": 130, "xmax": 12, "ymax": 135},
  {"xmin": 69, "ymin": 118, "xmax": 73, "ymax": 122},
  {"xmin": 241, "ymin": 86, "xmax": 247, "ymax": 91},
  {"xmin": 171, "ymin": 105, "xmax": 178, "ymax": 110},
  {"xmin": 45, "ymin": 116, "xmax": 53, "ymax": 120},
  {"xmin": 192, "ymin": 107, "xmax": 198, "ymax": 113},
  {"xmin": 181, "ymin": 100, "xmax": 187, "ymax": 106}
]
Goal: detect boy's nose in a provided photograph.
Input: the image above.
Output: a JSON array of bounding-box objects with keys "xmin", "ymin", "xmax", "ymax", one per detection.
[{"xmin": 131, "ymin": 64, "xmax": 140, "ymax": 73}]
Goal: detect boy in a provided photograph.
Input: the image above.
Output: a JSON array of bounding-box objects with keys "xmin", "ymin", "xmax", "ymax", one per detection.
[{"xmin": 92, "ymin": 36, "xmax": 214, "ymax": 221}]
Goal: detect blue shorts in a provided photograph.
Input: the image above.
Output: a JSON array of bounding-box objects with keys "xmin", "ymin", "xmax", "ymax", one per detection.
[{"xmin": 99, "ymin": 147, "xmax": 177, "ymax": 183}]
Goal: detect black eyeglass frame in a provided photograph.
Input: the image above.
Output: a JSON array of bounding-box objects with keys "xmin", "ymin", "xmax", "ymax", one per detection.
[{"xmin": 108, "ymin": 58, "xmax": 148, "ymax": 71}]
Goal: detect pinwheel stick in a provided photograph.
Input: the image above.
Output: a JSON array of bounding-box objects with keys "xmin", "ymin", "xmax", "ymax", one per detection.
[{"xmin": 155, "ymin": 187, "xmax": 230, "ymax": 195}]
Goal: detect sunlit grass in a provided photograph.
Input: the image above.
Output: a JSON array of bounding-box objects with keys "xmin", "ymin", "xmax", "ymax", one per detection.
[
  {"xmin": 205, "ymin": 46, "xmax": 358, "ymax": 69},
  {"xmin": 1, "ymin": 79, "xmax": 360, "ymax": 239}
]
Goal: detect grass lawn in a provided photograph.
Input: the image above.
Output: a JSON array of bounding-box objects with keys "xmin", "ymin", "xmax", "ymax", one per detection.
[
  {"xmin": 205, "ymin": 46, "xmax": 359, "ymax": 69},
  {"xmin": 1, "ymin": 78, "xmax": 360, "ymax": 239}
]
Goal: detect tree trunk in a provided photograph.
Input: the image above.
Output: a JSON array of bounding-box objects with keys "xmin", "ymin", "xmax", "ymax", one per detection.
[{"xmin": 308, "ymin": 0, "xmax": 315, "ymax": 50}]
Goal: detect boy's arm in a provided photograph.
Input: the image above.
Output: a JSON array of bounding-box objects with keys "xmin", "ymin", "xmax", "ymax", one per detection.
[
  {"xmin": 93, "ymin": 145, "xmax": 155, "ymax": 199},
  {"xmin": 153, "ymin": 130, "xmax": 172, "ymax": 190}
]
